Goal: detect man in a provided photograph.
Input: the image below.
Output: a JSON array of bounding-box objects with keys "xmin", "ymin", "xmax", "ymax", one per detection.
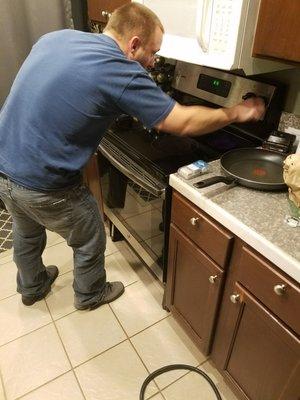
[{"xmin": 0, "ymin": 3, "xmax": 265, "ymax": 311}]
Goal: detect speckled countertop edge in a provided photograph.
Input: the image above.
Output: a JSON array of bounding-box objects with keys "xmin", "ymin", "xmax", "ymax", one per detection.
[{"xmin": 169, "ymin": 161, "xmax": 300, "ymax": 283}]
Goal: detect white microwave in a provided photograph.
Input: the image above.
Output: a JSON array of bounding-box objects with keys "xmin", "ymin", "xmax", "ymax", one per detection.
[{"xmin": 136, "ymin": 0, "xmax": 291, "ymax": 75}]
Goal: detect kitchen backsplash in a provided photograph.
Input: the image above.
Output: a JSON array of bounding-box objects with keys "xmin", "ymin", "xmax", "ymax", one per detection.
[
  {"xmin": 278, "ymin": 112, "xmax": 300, "ymax": 152},
  {"xmin": 278, "ymin": 111, "xmax": 300, "ymax": 131}
]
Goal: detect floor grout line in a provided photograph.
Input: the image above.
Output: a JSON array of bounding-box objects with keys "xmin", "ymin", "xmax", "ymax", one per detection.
[
  {"xmin": 71, "ymin": 337, "xmax": 129, "ymax": 370},
  {"xmin": 0, "ymin": 315, "xmax": 54, "ymax": 349},
  {"xmin": 45, "ymin": 299, "xmax": 87, "ymax": 400},
  {"xmin": 14, "ymin": 371, "xmax": 75, "ymax": 400},
  {"xmin": 128, "ymin": 339, "xmax": 161, "ymax": 396},
  {"xmin": 0, "ymin": 366, "xmax": 8, "ymax": 400},
  {"xmin": 108, "ymin": 301, "xmax": 176, "ymax": 397}
]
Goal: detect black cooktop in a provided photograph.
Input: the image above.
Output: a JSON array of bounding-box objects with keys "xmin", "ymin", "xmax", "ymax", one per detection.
[{"xmin": 104, "ymin": 117, "xmax": 262, "ymax": 180}]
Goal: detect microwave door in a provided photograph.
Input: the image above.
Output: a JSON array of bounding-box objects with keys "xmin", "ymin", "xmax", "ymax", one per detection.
[{"xmin": 196, "ymin": 0, "xmax": 213, "ymax": 53}]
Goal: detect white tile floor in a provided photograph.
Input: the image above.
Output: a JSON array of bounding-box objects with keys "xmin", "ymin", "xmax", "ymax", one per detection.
[{"xmin": 0, "ymin": 229, "xmax": 238, "ymax": 400}]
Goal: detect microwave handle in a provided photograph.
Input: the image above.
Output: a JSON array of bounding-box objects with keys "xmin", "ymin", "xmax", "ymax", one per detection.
[
  {"xmin": 99, "ymin": 146, "xmax": 166, "ymax": 198},
  {"xmin": 197, "ymin": 0, "xmax": 214, "ymax": 53}
]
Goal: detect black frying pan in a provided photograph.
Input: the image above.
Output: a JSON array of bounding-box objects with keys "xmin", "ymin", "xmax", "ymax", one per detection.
[{"xmin": 194, "ymin": 148, "xmax": 287, "ymax": 191}]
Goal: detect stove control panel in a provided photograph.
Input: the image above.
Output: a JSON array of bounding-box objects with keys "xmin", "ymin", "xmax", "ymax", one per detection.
[{"xmin": 173, "ymin": 62, "xmax": 277, "ymax": 109}]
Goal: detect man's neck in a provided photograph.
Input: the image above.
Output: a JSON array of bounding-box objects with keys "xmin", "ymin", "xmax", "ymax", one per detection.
[{"xmin": 103, "ymin": 30, "xmax": 127, "ymax": 55}]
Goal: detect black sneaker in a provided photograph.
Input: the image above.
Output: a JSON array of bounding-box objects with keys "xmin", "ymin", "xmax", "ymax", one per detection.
[
  {"xmin": 75, "ymin": 281, "xmax": 125, "ymax": 311},
  {"xmin": 21, "ymin": 265, "xmax": 59, "ymax": 306}
]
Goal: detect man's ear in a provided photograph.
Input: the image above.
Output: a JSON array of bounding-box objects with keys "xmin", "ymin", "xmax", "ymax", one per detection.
[{"xmin": 129, "ymin": 36, "xmax": 141, "ymax": 54}]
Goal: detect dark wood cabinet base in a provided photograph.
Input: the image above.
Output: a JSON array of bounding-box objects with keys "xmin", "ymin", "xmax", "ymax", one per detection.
[{"xmin": 167, "ymin": 191, "xmax": 300, "ymax": 400}]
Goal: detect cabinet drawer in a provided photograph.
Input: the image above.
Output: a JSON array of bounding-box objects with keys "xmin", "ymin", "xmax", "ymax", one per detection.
[
  {"xmin": 237, "ymin": 244, "xmax": 300, "ymax": 335},
  {"xmin": 171, "ymin": 191, "xmax": 233, "ymax": 268}
]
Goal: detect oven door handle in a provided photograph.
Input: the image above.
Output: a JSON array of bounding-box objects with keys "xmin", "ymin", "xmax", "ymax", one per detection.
[{"xmin": 99, "ymin": 146, "xmax": 166, "ymax": 198}]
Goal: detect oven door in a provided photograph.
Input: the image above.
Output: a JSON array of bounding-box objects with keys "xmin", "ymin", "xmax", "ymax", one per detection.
[{"xmin": 98, "ymin": 138, "xmax": 168, "ymax": 282}]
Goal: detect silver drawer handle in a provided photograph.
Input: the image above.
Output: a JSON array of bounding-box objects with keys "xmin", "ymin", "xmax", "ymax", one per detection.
[
  {"xmin": 274, "ymin": 284, "xmax": 286, "ymax": 296},
  {"xmin": 230, "ymin": 294, "xmax": 240, "ymax": 304},
  {"xmin": 101, "ymin": 10, "xmax": 108, "ymax": 17},
  {"xmin": 190, "ymin": 217, "xmax": 199, "ymax": 226},
  {"xmin": 209, "ymin": 275, "xmax": 218, "ymax": 284}
]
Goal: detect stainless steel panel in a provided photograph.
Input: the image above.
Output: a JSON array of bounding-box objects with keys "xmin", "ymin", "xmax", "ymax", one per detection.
[{"xmin": 172, "ymin": 62, "xmax": 276, "ymax": 108}]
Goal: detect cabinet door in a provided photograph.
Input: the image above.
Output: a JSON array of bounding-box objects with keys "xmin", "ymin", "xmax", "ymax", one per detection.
[
  {"xmin": 87, "ymin": 0, "xmax": 130, "ymax": 23},
  {"xmin": 83, "ymin": 153, "xmax": 104, "ymax": 220},
  {"xmin": 253, "ymin": 0, "xmax": 300, "ymax": 62},
  {"xmin": 213, "ymin": 282, "xmax": 300, "ymax": 400},
  {"xmin": 165, "ymin": 223, "xmax": 224, "ymax": 355}
]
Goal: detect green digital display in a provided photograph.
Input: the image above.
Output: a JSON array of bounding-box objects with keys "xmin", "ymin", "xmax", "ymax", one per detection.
[{"xmin": 197, "ymin": 74, "xmax": 231, "ymax": 97}]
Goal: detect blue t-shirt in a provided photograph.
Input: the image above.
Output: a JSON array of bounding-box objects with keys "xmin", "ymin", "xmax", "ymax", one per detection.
[{"xmin": 0, "ymin": 30, "xmax": 175, "ymax": 190}]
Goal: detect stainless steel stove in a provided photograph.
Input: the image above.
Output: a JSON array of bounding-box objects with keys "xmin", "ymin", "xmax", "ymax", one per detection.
[{"xmin": 98, "ymin": 62, "xmax": 284, "ymax": 282}]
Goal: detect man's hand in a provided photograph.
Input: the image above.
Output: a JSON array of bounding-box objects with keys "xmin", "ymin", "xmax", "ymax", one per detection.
[
  {"xmin": 231, "ymin": 97, "xmax": 266, "ymax": 123},
  {"xmin": 155, "ymin": 97, "xmax": 266, "ymax": 137}
]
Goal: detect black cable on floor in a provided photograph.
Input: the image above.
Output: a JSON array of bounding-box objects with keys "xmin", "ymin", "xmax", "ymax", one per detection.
[{"xmin": 140, "ymin": 364, "xmax": 222, "ymax": 400}]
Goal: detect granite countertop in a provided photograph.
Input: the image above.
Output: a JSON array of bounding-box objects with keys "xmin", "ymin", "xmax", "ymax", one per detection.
[{"xmin": 169, "ymin": 160, "xmax": 300, "ymax": 283}]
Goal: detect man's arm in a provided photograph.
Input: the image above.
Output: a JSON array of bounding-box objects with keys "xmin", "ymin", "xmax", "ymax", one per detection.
[{"xmin": 155, "ymin": 97, "xmax": 266, "ymax": 136}]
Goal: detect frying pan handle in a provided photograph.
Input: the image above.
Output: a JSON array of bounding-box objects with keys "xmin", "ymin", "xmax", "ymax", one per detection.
[{"xmin": 194, "ymin": 176, "xmax": 236, "ymax": 188}]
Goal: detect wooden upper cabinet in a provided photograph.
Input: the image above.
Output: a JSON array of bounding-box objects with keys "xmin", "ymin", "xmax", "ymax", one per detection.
[
  {"xmin": 87, "ymin": 0, "xmax": 130, "ymax": 24},
  {"xmin": 253, "ymin": 0, "xmax": 300, "ymax": 63}
]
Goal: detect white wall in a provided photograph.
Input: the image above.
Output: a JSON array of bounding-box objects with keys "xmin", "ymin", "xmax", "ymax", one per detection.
[{"xmin": 256, "ymin": 68, "xmax": 300, "ymax": 116}]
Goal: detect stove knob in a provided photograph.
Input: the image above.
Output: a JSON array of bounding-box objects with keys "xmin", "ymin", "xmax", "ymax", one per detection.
[
  {"xmin": 154, "ymin": 56, "xmax": 165, "ymax": 67},
  {"xmin": 156, "ymin": 73, "xmax": 167, "ymax": 83}
]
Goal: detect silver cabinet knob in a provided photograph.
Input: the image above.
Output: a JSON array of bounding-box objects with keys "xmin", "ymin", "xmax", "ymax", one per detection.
[
  {"xmin": 209, "ymin": 275, "xmax": 218, "ymax": 284},
  {"xmin": 230, "ymin": 294, "xmax": 240, "ymax": 303},
  {"xmin": 274, "ymin": 284, "xmax": 286, "ymax": 296},
  {"xmin": 101, "ymin": 10, "xmax": 108, "ymax": 17},
  {"xmin": 190, "ymin": 217, "xmax": 199, "ymax": 226},
  {"xmin": 107, "ymin": 12, "xmax": 112, "ymax": 18}
]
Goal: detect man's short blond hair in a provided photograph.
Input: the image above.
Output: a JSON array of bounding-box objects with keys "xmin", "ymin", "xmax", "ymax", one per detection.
[{"xmin": 104, "ymin": 3, "xmax": 164, "ymax": 45}]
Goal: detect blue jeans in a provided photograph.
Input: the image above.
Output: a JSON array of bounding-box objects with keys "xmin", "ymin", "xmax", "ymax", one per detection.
[{"xmin": 0, "ymin": 175, "xmax": 106, "ymax": 308}]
